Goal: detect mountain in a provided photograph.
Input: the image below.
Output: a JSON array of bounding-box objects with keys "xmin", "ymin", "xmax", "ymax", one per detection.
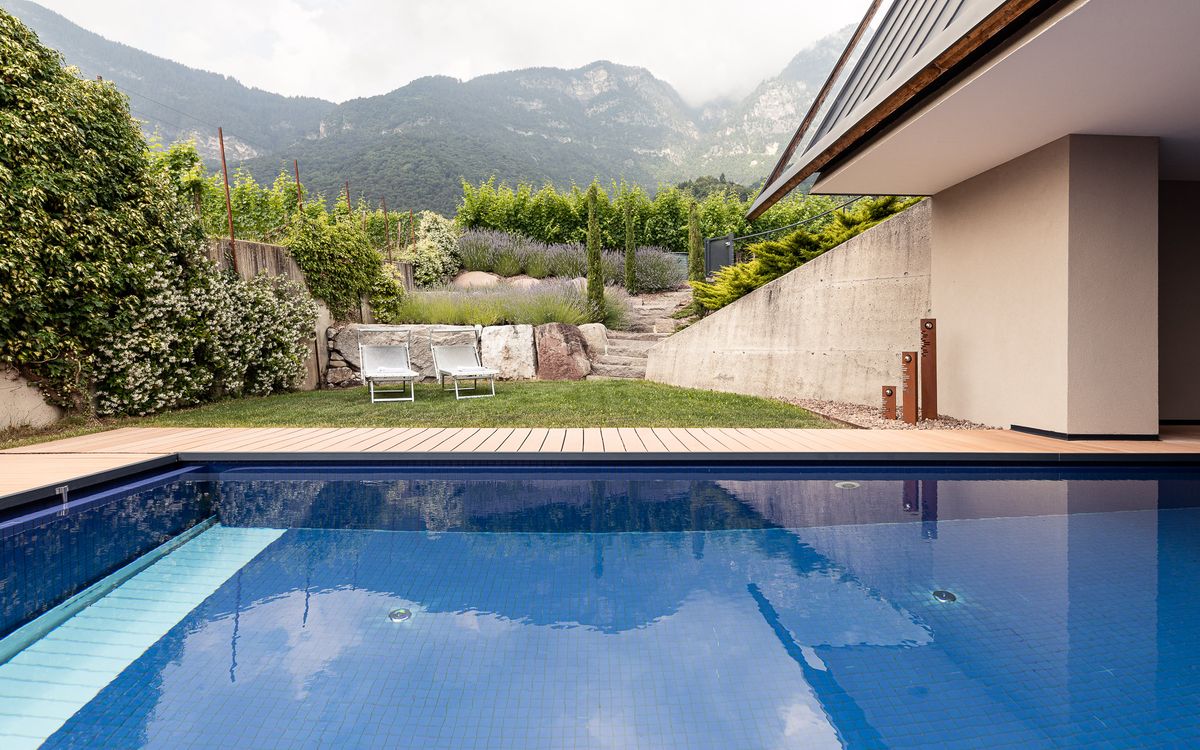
[
  {"xmin": 0, "ymin": 0, "xmax": 334, "ymax": 161},
  {"xmin": 4, "ymin": 0, "xmax": 850, "ymax": 214}
]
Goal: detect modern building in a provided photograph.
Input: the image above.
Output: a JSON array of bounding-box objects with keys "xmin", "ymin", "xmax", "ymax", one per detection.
[{"xmin": 651, "ymin": 0, "xmax": 1200, "ymax": 439}]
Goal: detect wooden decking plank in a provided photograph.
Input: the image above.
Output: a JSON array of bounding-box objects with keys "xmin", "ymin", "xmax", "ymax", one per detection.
[
  {"xmin": 683, "ymin": 429, "xmax": 727, "ymax": 452},
  {"xmin": 475, "ymin": 428, "xmax": 515, "ymax": 453},
  {"xmin": 497, "ymin": 429, "xmax": 533, "ymax": 452},
  {"xmin": 617, "ymin": 428, "xmax": 646, "ymax": 453},
  {"xmin": 562, "ymin": 429, "xmax": 585, "ymax": 452},
  {"xmin": 600, "ymin": 428, "xmax": 626, "ymax": 453},
  {"xmin": 634, "ymin": 428, "xmax": 668, "ymax": 452},
  {"xmin": 664, "ymin": 429, "xmax": 708, "ymax": 452},
  {"xmin": 439, "ymin": 428, "xmax": 482, "ymax": 452},
  {"xmin": 581, "ymin": 429, "xmax": 604, "ymax": 453},
  {"xmin": 516, "ymin": 429, "xmax": 550, "ymax": 452},
  {"xmin": 540, "ymin": 429, "xmax": 567, "ymax": 453},
  {"xmin": 453, "ymin": 429, "xmax": 496, "ymax": 452},
  {"xmin": 650, "ymin": 428, "xmax": 690, "ymax": 452}
]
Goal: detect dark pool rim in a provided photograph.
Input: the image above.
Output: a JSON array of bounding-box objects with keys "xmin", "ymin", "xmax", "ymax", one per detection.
[{"xmin": 5, "ymin": 448, "xmax": 1200, "ymax": 514}]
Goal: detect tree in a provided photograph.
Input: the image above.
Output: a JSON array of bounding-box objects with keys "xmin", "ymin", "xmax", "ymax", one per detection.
[
  {"xmin": 687, "ymin": 201, "xmax": 704, "ymax": 283},
  {"xmin": 623, "ymin": 202, "xmax": 637, "ymax": 294},
  {"xmin": 585, "ymin": 183, "xmax": 604, "ymax": 322}
]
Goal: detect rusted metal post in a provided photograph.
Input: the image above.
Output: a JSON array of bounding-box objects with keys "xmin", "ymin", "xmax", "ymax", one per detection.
[
  {"xmin": 382, "ymin": 198, "xmax": 392, "ymax": 261},
  {"xmin": 293, "ymin": 159, "xmax": 303, "ymax": 210},
  {"xmin": 407, "ymin": 209, "xmax": 415, "ymax": 248},
  {"xmin": 882, "ymin": 386, "xmax": 897, "ymax": 420},
  {"xmin": 901, "ymin": 352, "xmax": 918, "ymax": 425},
  {"xmin": 217, "ymin": 127, "xmax": 239, "ymax": 273},
  {"xmin": 344, "ymin": 181, "xmax": 351, "ymax": 210},
  {"xmin": 920, "ymin": 318, "xmax": 938, "ymax": 420}
]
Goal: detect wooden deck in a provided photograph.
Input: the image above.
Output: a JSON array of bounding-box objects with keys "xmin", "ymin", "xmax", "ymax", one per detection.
[{"xmin": 4, "ymin": 425, "xmax": 1200, "ymax": 507}]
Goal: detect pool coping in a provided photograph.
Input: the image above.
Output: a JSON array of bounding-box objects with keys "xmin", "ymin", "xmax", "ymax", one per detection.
[{"xmin": 6, "ymin": 447, "xmax": 1200, "ymax": 514}]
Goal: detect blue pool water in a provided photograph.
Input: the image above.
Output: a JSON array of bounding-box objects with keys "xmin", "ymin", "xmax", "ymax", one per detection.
[{"xmin": 2, "ymin": 465, "xmax": 1199, "ymax": 748}]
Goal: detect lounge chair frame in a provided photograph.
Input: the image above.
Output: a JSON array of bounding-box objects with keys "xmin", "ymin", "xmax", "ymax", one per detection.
[
  {"xmin": 432, "ymin": 344, "xmax": 498, "ymax": 400},
  {"xmin": 360, "ymin": 342, "xmax": 419, "ymax": 403}
]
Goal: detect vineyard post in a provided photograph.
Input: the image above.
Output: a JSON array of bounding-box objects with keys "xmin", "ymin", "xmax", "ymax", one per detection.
[
  {"xmin": 293, "ymin": 159, "xmax": 303, "ymax": 210},
  {"xmin": 382, "ymin": 197, "xmax": 392, "ymax": 261},
  {"xmin": 217, "ymin": 127, "xmax": 239, "ymax": 273}
]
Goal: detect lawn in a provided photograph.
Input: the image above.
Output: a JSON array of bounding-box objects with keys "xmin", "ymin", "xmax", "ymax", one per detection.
[
  {"xmin": 145, "ymin": 380, "xmax": 832, "ymax": 429},
  {"xmin": 0, "ymin": 380, "xmax": 831, "ymax": 449}
]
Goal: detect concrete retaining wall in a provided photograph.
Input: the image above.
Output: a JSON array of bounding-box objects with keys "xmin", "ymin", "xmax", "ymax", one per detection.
[{"xmin": 646, "ymin": 200, "xmax": 931, "ymax": 405}]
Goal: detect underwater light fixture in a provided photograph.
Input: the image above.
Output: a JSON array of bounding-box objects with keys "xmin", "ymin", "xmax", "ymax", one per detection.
[
  {"xmin": 388, "ymin": 608, "xmax": 413, "ymax": 623},
  {"xmin": 932, "ymin": 590, "xmax": 957, "ymax": 603},
  {"xmin": 834, "ymin": 481, "xmax": 861, "ymax": 490}
]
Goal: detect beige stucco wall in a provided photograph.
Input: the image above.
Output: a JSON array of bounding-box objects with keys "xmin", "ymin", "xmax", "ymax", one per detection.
[
  {"xmin": 0, "ymin": 367, "xmax": 63, "ymax": 431},
  {"xmin": 646, "ymin": 200, "xmax": 931, "ymax": 405},
  {"xmin": 932, "ymin": 134, "xmax": 1158, "ymax": 435},
  {"xmin": 1159, "ymin": 180, "xmax": 1200, "ymax": 421}
]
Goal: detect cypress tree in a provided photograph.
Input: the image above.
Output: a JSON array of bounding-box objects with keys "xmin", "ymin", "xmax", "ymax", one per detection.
[
  {"xmin": 586, "ymin": 183, "xmax": 605, "ymax": 322},
  {"xmin": 623, "ymin": 202, "xmax": 636, "ymax": 294},
  {"xmin": 687, "ymin": 202, "xmax": 704, "ymax": 282}
]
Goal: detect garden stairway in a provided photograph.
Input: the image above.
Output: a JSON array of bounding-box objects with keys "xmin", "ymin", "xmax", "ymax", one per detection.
[
  {"xmin": 587, "ymin": 331, "xmax": 671, "ymax": 380},
  {"xmin": 587, "ymin": 289, "xmax": 691, "ymax": 380}
]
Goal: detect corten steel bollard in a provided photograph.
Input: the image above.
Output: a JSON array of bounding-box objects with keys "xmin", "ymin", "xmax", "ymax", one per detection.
[
  {"xmin": 882, "ymin": 386, "xmax": 897, "ymax": 420},
  {"xmin": 901, "ymin": 352, "xmax": 918, "ymax": 425},
  {"xmin": 920, "ymin": 319, "xmax": 938, "ymax": 420}
]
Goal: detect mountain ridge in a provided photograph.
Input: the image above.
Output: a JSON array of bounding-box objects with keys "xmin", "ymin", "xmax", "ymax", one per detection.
[{"xmin": 3, "ymin": 0, "xmax": 849, "ymax": 213}]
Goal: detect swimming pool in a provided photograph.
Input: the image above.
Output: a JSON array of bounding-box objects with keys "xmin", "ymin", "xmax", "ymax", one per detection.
[{"xmin": 1, "ymin": 464, "xmax": 1198, "ymax": 748}]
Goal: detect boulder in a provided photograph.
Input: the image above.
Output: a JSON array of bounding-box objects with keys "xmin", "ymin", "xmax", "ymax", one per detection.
[
  {"xmin": 326, "ymin": 367, "xmax": 359, "ymax": 388},
  {"xmin": 480, "ymin": 325, "xmax": 536, "ymax": 380},
  {"xmin": 578, "ymin": 323, "xmax": 608, "ymax": 358},
  {"xmin": 328, "ymin": 324, "xmax": 477, "ymax": 381},
  {"xmin": 534, "ymin": 323, "xmax": 592, "ymax": 380},
  {"xmin": 504, "ymin": 274, "xmax": 542, "ymax": 290},
  {"xmin": 452, "ymin": 271, "xmax": 501, "ymax": 289}
]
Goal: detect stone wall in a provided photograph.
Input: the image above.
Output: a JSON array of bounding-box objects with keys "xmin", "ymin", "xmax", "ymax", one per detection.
[
  {"xmin": 645, "ymin": 200, "xmax": 931, "ymax": 405},
  {"xmin": 326, "ymin": 323, "xmax": 603, "ymax": 386},
  {"xmin": 0, "ymin": 367, "xmax": 63, "ymax": 431}
]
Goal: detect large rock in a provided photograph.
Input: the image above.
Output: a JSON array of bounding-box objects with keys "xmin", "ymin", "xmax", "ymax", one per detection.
[
  {"xmin": 504, "ymin": 274, "xmax": 542, "ymax": 290},
  {"xmin": 328, "ymin": 324, "xmax": 477, "ymax": 381},
  {"xmin": 534, "ymin": 323, "xmax": 592, "ymax": 380},
  {"xmin": 452, "ymin": 271, "xmax": 501, "ymax": 289},
  {"xmin": 480, "ymin": 325, "xmax": 536, "ymax": 380},
  {"xmin": 578, "ymin": 323, "xmax": 608, "ymax": 358}
]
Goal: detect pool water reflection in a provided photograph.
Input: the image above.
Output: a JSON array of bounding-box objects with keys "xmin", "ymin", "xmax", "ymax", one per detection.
[{"xmin": 4, "ymin": 466, "xmax": 1197, "ymax": 748}]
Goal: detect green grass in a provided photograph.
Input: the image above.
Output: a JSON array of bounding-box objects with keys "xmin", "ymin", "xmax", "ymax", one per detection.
[
  {"xmin": 144, "ymin": 381, "xmax": 831, "ymax": 429},
  {"xmin": 0, "ymin": 381, "xmax": 832, "ymax": 450}
]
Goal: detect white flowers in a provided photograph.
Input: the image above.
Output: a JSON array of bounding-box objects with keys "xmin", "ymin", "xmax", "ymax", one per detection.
[{"xmin": 94, "ymin": 259, "xmax": 317, "ymax": 416}]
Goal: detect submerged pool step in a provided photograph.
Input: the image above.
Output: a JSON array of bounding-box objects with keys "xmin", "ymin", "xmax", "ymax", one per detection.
[{"xmin": 0, "ymin": 525, "xmax": 284, "ymax": 750}]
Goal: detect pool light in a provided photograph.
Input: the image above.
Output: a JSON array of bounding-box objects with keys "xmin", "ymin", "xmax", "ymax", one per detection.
[
  {"xmin": 388, "ymin": 608, "xmax": 412, "ymax": 623},
  {"xmin": 931, "ymin": 590, "xmax": 957, "ymax": 603},
  {"xmin": 834, "ymin": 481, "xmax": 861, "ymax": 490}
]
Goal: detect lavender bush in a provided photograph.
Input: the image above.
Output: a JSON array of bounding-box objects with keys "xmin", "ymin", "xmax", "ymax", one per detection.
[{"xmin": 456, "ymin": 230, "xmax": 684, "ymax": 291}]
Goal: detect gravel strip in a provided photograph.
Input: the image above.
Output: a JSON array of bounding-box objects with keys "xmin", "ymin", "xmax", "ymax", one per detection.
[{"xmin": 791, "ymin": 398, "xmax": 999, "ymax": 431}]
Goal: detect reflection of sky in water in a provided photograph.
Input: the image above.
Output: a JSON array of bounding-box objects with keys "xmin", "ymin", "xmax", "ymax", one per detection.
[{"xmin": 22, "ymin": 469, "xmax": 1200, "ymax": 748}]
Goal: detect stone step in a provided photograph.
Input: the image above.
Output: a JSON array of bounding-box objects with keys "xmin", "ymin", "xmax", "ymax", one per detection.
[
  {"xmin": 590, "ymin": 361, "xmax": 647, "ymax": 379},
  {"xmin": 596, "ymin": 354, "xmax": 646, "ymax": 367},
  {"xmin": 607, "ymin": 340, "xmax": 658, "ymax": 356},
  {"xmin": 653, "ymin": 319, "xmax": 684, "ymax": 334},
  {"xmin": 607, "ymin": 330, "xmax": 670, "ymax": 342}
]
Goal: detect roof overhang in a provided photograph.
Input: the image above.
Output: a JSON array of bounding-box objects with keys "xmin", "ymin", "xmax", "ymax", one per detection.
[{"xmin": 749, "ymin": 0, "xmax": 1200, "ymax": 214}]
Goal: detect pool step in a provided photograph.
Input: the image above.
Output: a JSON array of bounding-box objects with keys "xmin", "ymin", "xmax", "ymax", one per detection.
[{"xmin": 0, "ymin": 525, "xmax": 284, "ymax": 750}]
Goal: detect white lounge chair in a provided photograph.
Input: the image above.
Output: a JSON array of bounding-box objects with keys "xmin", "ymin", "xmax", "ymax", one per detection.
[
  {"xmin": 432, "ymin": 344, "xmax": 499, "ymax": 400},
  {"xmin": 360, "ymin": 343, "xmax": 419, "ymax": 403}
]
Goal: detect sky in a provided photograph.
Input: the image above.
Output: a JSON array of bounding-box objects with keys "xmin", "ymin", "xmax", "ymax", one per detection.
[{"xmin": 34, "ymin": 0, "xmax": 869, "ymax": 106}]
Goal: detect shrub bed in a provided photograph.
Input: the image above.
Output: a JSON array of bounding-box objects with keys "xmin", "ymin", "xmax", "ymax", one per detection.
[
  {"xmin": 457, "ymin": 230, "xmax": 684, "ymax": 291},
  {"xmin": 378, "ymin": 282, "xmax": 629, "ymax": 329}
]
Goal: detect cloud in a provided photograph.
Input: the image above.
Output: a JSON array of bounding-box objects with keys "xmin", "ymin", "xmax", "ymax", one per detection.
[{"xmin": 35, "ymin": 0, "xmax": 869, "ymax": 105}]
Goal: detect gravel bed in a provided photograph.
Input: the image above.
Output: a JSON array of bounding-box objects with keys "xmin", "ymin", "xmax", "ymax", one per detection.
[{"xmin": 791, "ymin": 398, "xmax": 999, "ymax": 430}]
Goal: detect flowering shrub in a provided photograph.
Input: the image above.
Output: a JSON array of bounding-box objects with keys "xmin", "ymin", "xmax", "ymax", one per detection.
[
  {"xmin": 402, "ymin": 210, "xmax": 461, "ymax": 287},
  {"xmin": 0, "ymin": 11, "xmax": 318, "ymax": 416},
  {"xmin": 94, "ymin": 265, "xmax": 317, "ymax": 417}
]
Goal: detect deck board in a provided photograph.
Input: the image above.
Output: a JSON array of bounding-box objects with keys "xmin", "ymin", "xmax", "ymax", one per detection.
[{"xmin": 4, "ymin": 425, "xmax": 1200, "ymax": 503}]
